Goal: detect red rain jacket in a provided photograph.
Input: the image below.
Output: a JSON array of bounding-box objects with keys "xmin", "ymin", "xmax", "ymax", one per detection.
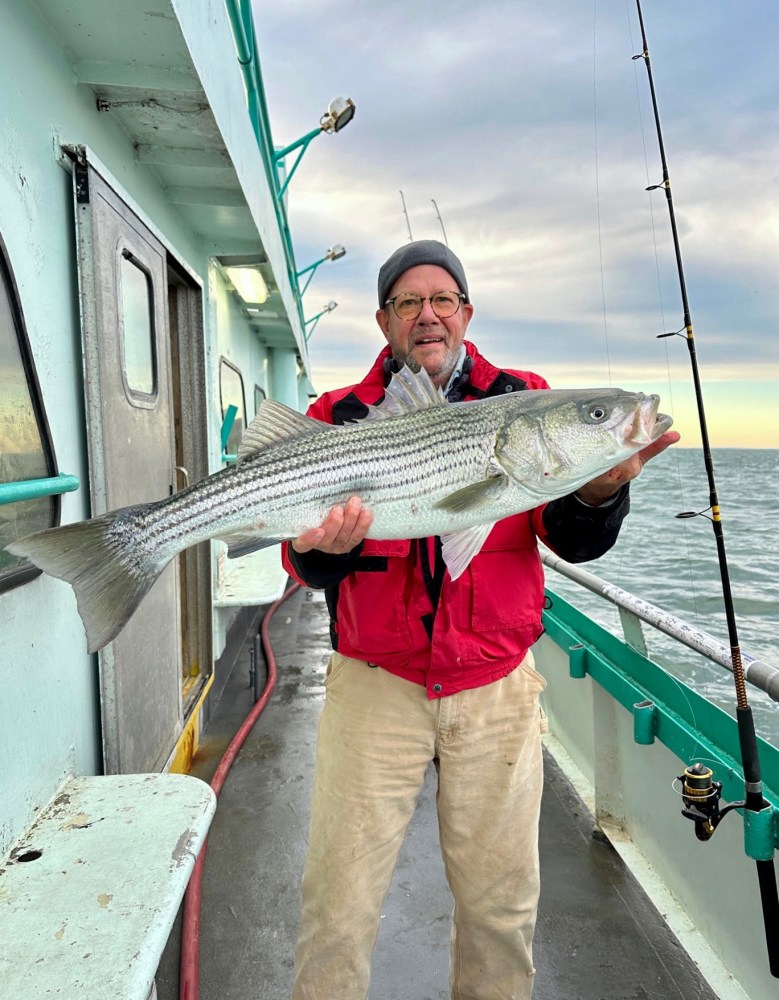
[{"xmin": 282, "ymin": 342, "xmax": 628, "ymax": 699}]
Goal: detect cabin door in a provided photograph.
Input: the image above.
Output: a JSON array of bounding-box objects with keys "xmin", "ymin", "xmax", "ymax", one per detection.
[{"xmin": 72, "ymin": 161, "xmax": 183, "ymax": 774}]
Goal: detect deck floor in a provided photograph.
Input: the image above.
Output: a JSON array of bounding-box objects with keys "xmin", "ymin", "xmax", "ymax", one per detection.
[{"xmin": 157, "ymin": 586, "xmax": 718, "ymax": 1000}]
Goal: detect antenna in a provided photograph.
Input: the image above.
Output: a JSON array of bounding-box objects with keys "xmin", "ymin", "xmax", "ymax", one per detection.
[
  {"xmin": 399, "ymin": 190, "xmax": 413, "ymax": 241},
  {"xmin": 431, "ymin": 198, "xmax": 449, "ymax": 246}
]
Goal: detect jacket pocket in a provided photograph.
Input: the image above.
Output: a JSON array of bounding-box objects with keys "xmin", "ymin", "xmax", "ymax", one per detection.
[
  {"xmin": 469, "ymin": 535, "xmax": 544, "ymax": 635},
  {"xmin": 338, "ymin": 547, "xmax": 414, "ymax": 655}
]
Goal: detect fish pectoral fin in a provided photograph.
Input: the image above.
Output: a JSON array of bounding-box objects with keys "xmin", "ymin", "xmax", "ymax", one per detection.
[
  {"xmin": 237, "ymin": 400, "xmax": 331, "ymax": 460},
  {"xmin": 433, "ymin": 475, "xmax": 509, "ymax": 514},
  {"xmin": 441, "ymin": 523, "xmax": 496, "ymax": 581},
  {"xmin": 218, "ymin": 532, "xmax": 286, "ymax": 559}
]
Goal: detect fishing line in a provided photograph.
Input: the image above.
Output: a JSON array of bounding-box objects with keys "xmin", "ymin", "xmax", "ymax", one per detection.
[
  {"xmin": 622, "ymin": 0, "xmax": 712, "ymax": 715},
  {"xmin": 633, "ymin": 0, "xmax": 779, "ymax": 975},
  {"xmin": 589, "ymin": 6, "xmax": 700, "ymax": 739}
]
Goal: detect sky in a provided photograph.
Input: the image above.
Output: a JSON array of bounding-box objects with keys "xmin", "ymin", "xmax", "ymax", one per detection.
[{"xmin": 253, "ymin": 0, "xmax": 779, "ymax": 448}]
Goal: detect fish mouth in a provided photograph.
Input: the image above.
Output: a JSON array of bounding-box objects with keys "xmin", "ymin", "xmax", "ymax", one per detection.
[{"xmin": 628, "ymin": 395, "xmax": 673, "ymax": 446}]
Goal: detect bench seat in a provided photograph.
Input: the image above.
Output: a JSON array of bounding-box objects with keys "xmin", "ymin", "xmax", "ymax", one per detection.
[{"xmin": 0, "ymin": 772, "xmax": 216, "ymax": 998}]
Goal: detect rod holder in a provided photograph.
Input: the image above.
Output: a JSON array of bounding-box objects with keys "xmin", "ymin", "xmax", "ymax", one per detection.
[
  {"xmin": 744, "ymin": 805, "xmax": 778, "ymax": 862},
  {"xmin": 633, "ymin": 699, "xmax": 657, "ymax": 745},
  {"xmin": 568, "ymin": 644, "xmax": 587, "ymax": 679}
]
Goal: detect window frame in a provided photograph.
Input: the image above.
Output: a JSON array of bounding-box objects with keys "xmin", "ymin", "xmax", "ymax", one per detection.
[
  {"xmin": 117, "ymin": 245, "xmax": 159, "ymax": 408},
  {"xmin": 0, "ymin": 232, "xmax": 61, "ymax": 593},
  {"xmin": 218, "ymin": 357, "xmax": 247, "ymax": 456}
]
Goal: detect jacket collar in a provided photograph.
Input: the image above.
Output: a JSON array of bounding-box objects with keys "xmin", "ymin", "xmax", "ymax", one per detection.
[{"xmin": 330, "ymin": 342, "xmax": 526, "ymax": 424}]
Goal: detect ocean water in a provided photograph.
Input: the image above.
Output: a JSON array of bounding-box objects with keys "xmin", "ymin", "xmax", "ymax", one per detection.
[{"xmin": 544, "ymin": 448, "xmax": 779, "ymax": 746}]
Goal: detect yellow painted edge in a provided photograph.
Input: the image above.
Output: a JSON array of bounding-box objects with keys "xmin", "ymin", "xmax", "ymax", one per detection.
[{"xmin": 167, "ymin": 671, "xmax": 215, "ymax": 775}]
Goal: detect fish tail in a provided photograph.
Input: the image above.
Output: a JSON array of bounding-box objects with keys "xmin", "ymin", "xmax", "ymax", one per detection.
[{"xmin": 5, "ymin": 507, "xmax": 169, "ymax": 653}]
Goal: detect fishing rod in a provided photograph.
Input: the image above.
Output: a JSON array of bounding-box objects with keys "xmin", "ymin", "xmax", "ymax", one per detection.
[
  {"xmin": 632, "ymin": 0, "xmax": 779, "ymax": 976},
  {"xmin": 399, "ymin": 190, "xmax": 414, "ymax": 242},
  {"xmin": 431, "ymin": 198, "xmax": 449, "ymax": 246}
]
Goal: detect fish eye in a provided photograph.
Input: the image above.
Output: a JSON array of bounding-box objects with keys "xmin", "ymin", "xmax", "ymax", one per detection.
[{"xmin": 587, "ymin": 404, "xmax": 608, "ymax": 422}]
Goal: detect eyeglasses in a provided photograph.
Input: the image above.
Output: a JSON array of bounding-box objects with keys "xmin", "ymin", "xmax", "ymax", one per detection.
[{"xmin": 384, "ymin": 291, "xmax": 466, "ymax": 321}]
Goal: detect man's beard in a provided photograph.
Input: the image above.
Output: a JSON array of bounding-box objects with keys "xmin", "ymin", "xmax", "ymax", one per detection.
[{"xmin": 393, "ymin": 342, "xmax": 460, "ymax": 385}]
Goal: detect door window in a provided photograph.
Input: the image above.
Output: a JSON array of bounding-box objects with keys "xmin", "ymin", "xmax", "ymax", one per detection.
[{"xmin": 120, "ymin": 250, "xmax": 157, "ymax": 399}]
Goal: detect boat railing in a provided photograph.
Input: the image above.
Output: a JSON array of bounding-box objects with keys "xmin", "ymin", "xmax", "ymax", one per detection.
[
  {"xmin": 541, "ymin": 548, "xmax": 779, "ymax": 705},
  {"xmin": 538, "ymin": 549, "xmax": 778, "ymax": 999}
]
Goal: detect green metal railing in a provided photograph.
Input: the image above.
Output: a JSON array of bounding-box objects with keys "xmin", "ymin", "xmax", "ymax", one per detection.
[
  {"xmin": 543, "ymin": 589, "xmax": 779, "ymax": 861},
  {"xmin": 222, "ymin": 0, "xmax": 305, "ymax": 334},
  {"xmin": 0, "ymin": 473, "xmax": 79, "ymax": 506}
]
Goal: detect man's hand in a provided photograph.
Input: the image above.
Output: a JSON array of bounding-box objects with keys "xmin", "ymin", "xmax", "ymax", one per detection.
[
  {"xmin": 291, "ymin": 496, "xmax": 373, "ymax": 555},
  {"xmin": 575, "ymin": 430, "xmax": 681, "ymax": 506}
]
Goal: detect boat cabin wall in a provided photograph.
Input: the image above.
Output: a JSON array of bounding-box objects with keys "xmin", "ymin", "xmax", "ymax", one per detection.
[{"xmin": 0, "ymin": 1, "xmax": 300, "ymax": 853}]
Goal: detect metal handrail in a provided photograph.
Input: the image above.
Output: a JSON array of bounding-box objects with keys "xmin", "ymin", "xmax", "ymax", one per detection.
[
  {"xmin": 541, "ymin": 549, "xmax": 779, "ymax": 705},
  {"xmin": 0, "ymin": 473, "xmax": 79, "ymax": 507}
]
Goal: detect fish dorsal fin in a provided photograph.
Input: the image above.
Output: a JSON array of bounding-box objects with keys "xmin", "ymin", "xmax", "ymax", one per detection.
[
  {"xmin": 441, "ymin": 522, "xmax": 496, "ymax": 580},
  {"xmin": 237, "ymin": 399, "xmax": 331, "ymax": 460},
  {"xmin": 363, "ymin": 365, "xmax": 447, "ymax": 421}
]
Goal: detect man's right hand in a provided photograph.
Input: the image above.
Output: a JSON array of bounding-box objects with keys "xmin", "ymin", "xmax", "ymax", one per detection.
[{"xmin": 291, "ymin": 496, "xmax": 373, "ymax": 555}]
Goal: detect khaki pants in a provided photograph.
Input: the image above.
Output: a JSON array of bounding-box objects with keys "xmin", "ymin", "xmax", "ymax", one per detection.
[{"xmin": 291, "ymin": 651, "xmax": 546, "ymax": 1000}]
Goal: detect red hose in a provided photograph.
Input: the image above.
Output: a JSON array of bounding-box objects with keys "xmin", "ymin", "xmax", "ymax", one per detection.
[{"xmin": 179, "ymin": 583, "xmax": 300, "ymax": 1000}]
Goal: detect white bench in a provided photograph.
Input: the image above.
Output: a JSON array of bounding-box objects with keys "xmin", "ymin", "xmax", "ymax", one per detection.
[{"xmin": 0, "ymin": 772, "xmax": 216, "ymax": 999}]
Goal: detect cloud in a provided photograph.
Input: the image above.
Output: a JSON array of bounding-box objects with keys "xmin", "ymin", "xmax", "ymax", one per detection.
[{"xmin": 255, "ymin": 0, "xmax": 779, "ymax": 444}]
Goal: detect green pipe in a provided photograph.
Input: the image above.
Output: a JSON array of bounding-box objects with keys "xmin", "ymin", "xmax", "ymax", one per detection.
[
  {"xmin": 299, "ymin": 267, "xmax": 318, "ymax": 297},
  {"xmin": 297, "ymin": 255, "xmax": 328, "ymax": 278},
  {"xmin": 224, "ymin": 0, "xmax": 253, "ymax": 64},
  {"xmin": 0, "ymin": 473, "xmax": 79, "ymax": 506},
  {"xmin": 274, "ymin": 128, "xmax": 322, "ymax": 163},
  {"xmin": 277, "ymin": 133, "xmax": 319, "ymax": 201},
  {"xmin": 222, "ymin": 0, "xmax": 306, "ymax": 332},
  {"xmin": 220, "ymin": 404, "xmax": 238, "ymax": 452}
]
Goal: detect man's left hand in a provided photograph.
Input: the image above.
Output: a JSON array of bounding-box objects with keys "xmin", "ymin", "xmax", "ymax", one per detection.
[{"xmin": 575, "ymin": 430, "xmax": 681, "ymax": 506}]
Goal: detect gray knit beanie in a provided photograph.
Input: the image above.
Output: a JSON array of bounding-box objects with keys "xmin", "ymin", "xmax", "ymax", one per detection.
[{"xmin": 377, "ymin": 239, "xmax": 469, "ymax": 307}]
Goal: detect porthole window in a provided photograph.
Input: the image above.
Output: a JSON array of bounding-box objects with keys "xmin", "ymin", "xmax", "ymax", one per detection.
[
  {"xmin": 0, "ymin": 235, "xmax": 58, "ymax": 591},
  {"xmin": 219, "ymin": 359, "xmax": 246, "ymax": 456},
  {"xmin": 120, "ymin": 250, "xmax": 157, "ymax": 398}
]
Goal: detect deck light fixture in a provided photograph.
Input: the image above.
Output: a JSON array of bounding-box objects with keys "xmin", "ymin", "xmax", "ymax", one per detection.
[
  {"xmin": 296, "ymin": 244, "xmax": 347, "ymax": 295},
  {"xmin": 223, "ymin": 264, "xmax": 269, "ymax": 305},
  {"xmin": 304, "ymin": 300, "xmax": 338, "ymax": 342},
  {"xmin": 274, "ymin": 97, "xmax": 356, "ymax": 200}
]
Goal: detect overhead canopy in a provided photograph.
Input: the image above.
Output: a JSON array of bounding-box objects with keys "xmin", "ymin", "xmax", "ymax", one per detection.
[{"xmin": 35, "ymin": 0, "xmax": 306, "ymax": 355}]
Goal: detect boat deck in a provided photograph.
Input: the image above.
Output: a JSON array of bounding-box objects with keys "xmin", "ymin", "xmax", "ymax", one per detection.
[{"xmin": 157, "ymin": 586, "xmax": 718, "ymax": 1000}]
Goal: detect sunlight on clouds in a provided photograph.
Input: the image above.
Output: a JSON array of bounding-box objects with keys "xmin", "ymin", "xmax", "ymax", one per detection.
[{"xmin": 260, "ymin": 0, "xmax": 778, "ymax": 448}]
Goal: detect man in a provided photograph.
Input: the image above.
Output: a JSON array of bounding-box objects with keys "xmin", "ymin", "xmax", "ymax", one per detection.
[{"xmin": 282, "ymin": 240, "xmax": 678, "ymax": 1000}]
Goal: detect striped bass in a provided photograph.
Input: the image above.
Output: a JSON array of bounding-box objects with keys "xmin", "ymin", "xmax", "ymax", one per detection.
[{"xmin": 5, "ymin": 366, "xmax": 672, "ymax": 652}]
